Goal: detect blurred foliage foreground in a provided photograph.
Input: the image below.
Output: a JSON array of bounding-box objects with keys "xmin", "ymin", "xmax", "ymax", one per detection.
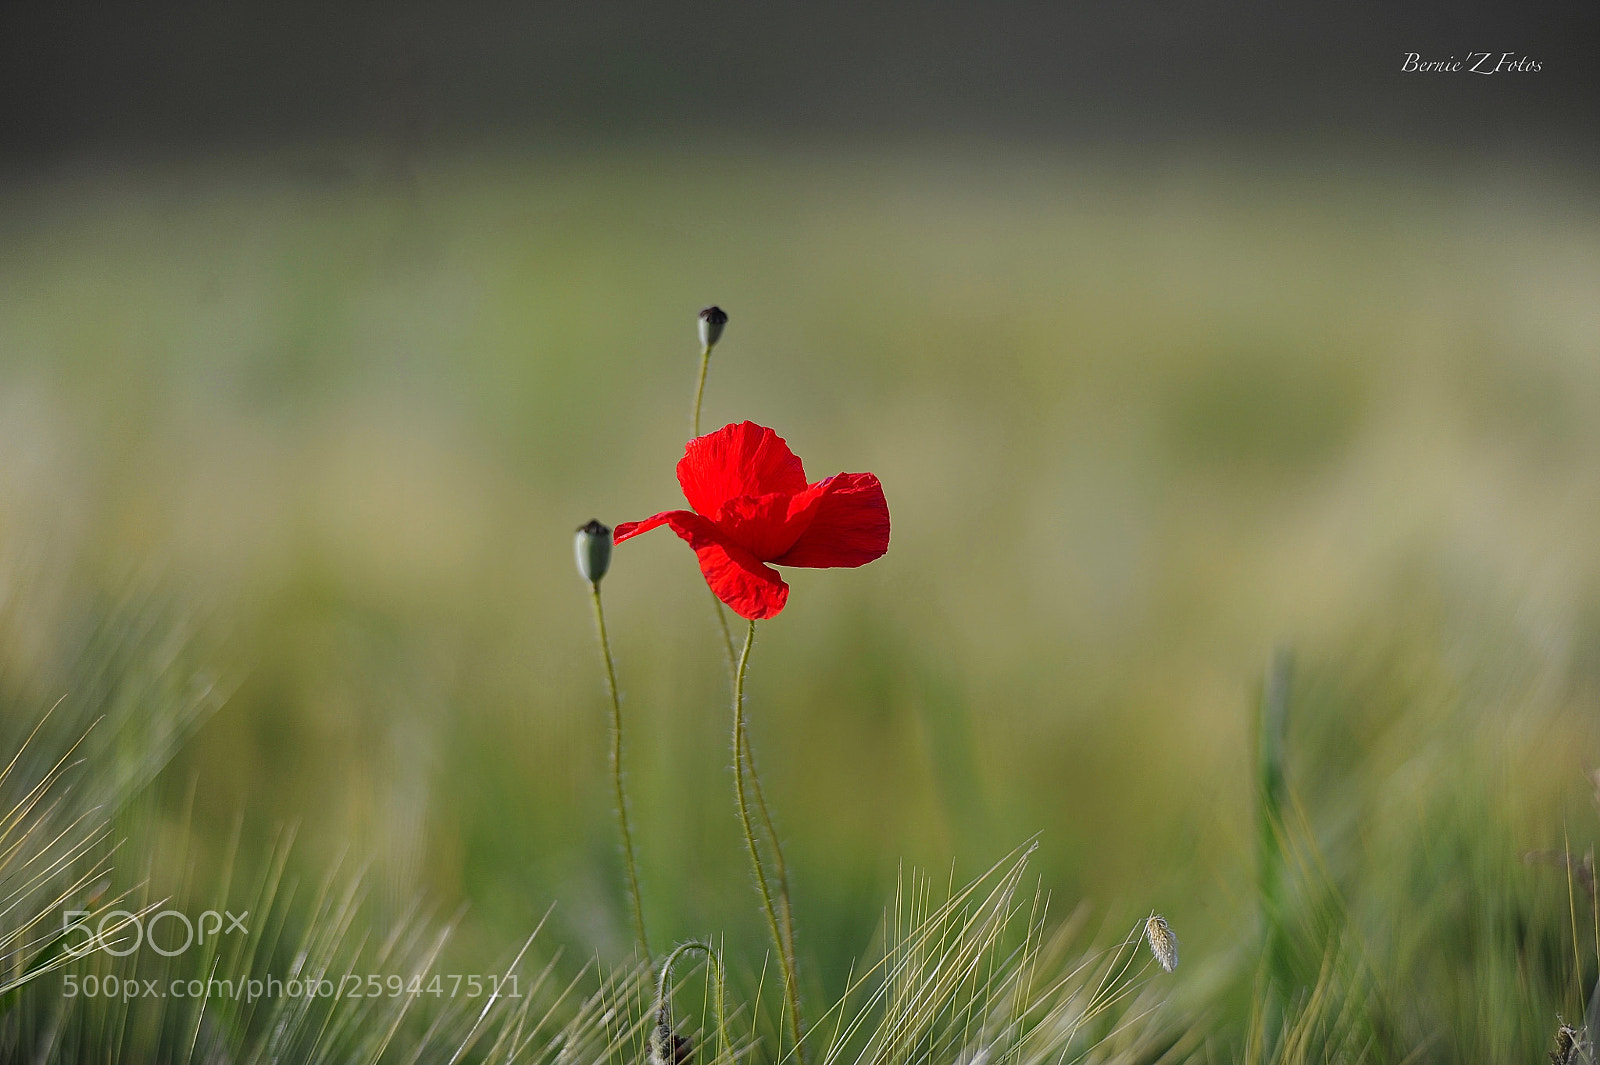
[{"xmin": 0, "ymin": 147, "xmax": 1597, "ymax": 1062}]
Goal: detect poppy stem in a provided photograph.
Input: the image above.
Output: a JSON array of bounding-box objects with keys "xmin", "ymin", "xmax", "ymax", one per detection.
[
  {"xmin": 691, "ymin": 343, "xmax": 713, "ymax": 439},
  {"xmin": 739, "ymin": 720, "xmax": 800, "ymax": 998},
  {"xmin": 713, "ymin": 600, "xmax": 800, "ymax": 1005},
  {"xmin": 707, "ymin": 590, "xmax": 801, "ymax": 1001},
  {"xmin": 652, "ymin": 939, "xmax": 733, "ymax": 1065},
  {"xmin": 588, "ymin": 581, "xmax": 649, "ymax": 957},
  {"xmin": 708, "ymin": 588, "xmax": 739, "ymax": 676},
  {"xmin": 732, "ymin": 620, "xmax": 806, "ymax": 1061}
]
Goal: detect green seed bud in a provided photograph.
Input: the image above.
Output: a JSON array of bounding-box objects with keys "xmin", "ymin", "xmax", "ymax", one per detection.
[
  {"xmin": 575, "ymin": 520, "xmax": 612, "ymax": 583},
  {"xmin": 698, "ymin": 305, "xmax": 728, "ymax": 349}
]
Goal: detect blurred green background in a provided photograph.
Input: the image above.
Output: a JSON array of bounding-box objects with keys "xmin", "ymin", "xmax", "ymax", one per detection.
[{"xmin": 2, "ymin": 139, "xmax": 1599, "ymax": 1055}]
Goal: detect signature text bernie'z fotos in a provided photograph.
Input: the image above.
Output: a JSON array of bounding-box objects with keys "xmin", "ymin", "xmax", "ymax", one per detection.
[{"xmin": 1402, "ymin": 52, "xmax": 1541, "ymax": 74}]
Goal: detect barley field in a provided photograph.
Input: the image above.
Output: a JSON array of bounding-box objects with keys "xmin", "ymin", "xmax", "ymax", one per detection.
[{"xmin": 0, "ymin": 145, "xmax": 1597, "ymax": 1062}]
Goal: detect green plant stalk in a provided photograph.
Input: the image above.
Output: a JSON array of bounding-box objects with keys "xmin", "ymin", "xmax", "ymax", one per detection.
[
  {"xmin": 1255, "ymin": 647, "xmax": 1293, "ymax": 1048},
  {"xmin": 740, "ymin": 729, "xmax": 799, "ymax": 973},
  {"xmin": 732, "ymin": 620, "xmax": 805, "ymax": 1060},
  {"xmin": 689, "ymin": 341, "xmax": 801, "ymax": 982},
  {"xmin": 692, "ymin": 344, "xmax": 713, "ymax": 439},
  {"xmin": 709, "ymin": 587, "xmax": 739, "ymax": 675},
  {"xmin": 1564, "ymin": 825, "xmax": 1585, "ymax": 1022},
  {"xmin": 589, "ymin": 582, "xmax": 649, "ymax": 956},
  {"xmin": 714, "ymin": 602, "xmax": 800, "ymax": 975}
]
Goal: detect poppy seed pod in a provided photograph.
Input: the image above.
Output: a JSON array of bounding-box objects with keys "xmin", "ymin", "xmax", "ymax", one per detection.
[
  {"xmin": 575, "ymin": 519, "xmax": 613, "ymax": 583},
  {"xmin": 698, "ymin": 306, "xmax": 728, "ymax": 349}
]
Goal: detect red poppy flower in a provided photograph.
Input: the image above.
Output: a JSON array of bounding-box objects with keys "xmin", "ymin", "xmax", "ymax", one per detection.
[{"xmin": 614, "ymin": 422, "xmax": 890, "ymax": 620}]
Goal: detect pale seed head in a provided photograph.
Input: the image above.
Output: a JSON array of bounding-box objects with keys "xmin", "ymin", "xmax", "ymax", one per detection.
[{"xmin": 1145, "ymin": 913, "xmax": 1178, "ymax": 973}]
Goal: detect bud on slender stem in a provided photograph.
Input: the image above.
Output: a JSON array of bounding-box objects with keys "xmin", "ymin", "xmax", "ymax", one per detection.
[
  {"xmin": 579, "ymin": 535, "xmax": 648, "ymax": 955},
  {"xmin": 698, "ymin": 305, "xmax": 728, "ymax": 350},
  {"xmin": 575, "ymin": 519, "xmax": 613, "ymax": 583},
  {"xmin": 691, "ymin": 307, "xmax": 729, "ymax": 439}
]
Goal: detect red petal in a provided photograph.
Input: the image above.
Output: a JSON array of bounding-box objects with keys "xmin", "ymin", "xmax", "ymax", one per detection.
[
  {"xmin": 772, "ymin": 472, "xmax": 890, "ymax": 568},
  {"xmin": 613, "ymin": 509, "xmax": 789, "ymax": 619},
  {"xmin": 714, "ymin": 492, "xmax": 812, "ymax": 561},
  {"xmin": 692, "ymin": 536, "xmax": 790, "ymax": 621},
  {"xmin": 677, "ymin": 422, "xmax": 808, "ymax": 520},
  {"xmin": 612, "ymin": 511, "xmax": 679, "ymax": 543}
]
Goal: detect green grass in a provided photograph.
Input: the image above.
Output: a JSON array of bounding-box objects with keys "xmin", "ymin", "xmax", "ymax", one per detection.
[{"xmin": 0, "ymin": 144, "xmax": 1598, "ymax": 1061}]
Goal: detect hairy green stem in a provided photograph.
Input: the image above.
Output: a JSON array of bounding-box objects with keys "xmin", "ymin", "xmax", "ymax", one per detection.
[
  {"xmin": 689, "ymin": 333, "xmax": 802, "ymax": 989},
  {"xmin": 589, "ymin": 582, "xmax": 648, "ymax": 956},
  {"xmin": 708, "ymin": 587, "xmax": 738, "ymax": 676},
  {"xmin": 692, "ymin": 344, "xmax": 713, "ymax": 439},
  {"xmin": 732, "ymin": 620, "xmax": 805, "ymax": 1059},
  {"xmin": 740, "ymin": 729, "xmax": 798, "ymax": 973},
  {"xmin": 709, "ymin": 593, "xmax": 799, "ymax": 969}
]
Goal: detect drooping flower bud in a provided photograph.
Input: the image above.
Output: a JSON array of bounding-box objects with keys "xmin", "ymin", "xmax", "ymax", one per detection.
[
  {"xmin": 698, "ymin": 306, "xmax": 728, "ymax": 349},
  {"xmin": 575, "ymin": 520, "xmax": 613, "ymax": 583},
  {"xmin": 648, "ymin": 1009, "xmax": 693, "ymax": 1065}
]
